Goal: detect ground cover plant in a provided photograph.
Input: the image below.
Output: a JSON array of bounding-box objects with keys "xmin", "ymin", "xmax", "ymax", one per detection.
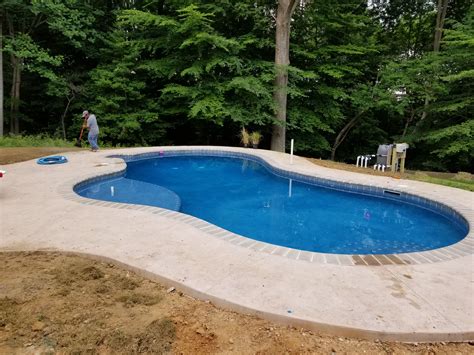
[{"xmin": 0, "ymin": 134, "xmax": 74, "ymax": 147}]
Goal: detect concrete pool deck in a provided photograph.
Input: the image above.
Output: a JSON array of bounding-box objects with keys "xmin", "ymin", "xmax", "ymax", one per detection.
[{"xmin": 0, "ymin": 146, "xmax": 472, "ymax": 342}]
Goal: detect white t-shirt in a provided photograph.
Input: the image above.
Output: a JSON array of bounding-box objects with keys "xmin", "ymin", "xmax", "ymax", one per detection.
[{"xmin": 87, "ymin": 114, "xmax": 99, "ymax": 135}]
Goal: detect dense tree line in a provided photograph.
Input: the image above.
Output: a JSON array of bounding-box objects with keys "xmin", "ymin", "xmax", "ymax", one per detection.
[{"xmin": 1, "ymin": 0, "xmax": 472, "ymax": 172}]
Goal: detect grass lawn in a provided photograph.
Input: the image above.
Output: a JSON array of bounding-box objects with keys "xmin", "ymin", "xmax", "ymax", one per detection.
[{"xmin": 307, "ymin": 158, "xmax": 473, "ymax": 192}]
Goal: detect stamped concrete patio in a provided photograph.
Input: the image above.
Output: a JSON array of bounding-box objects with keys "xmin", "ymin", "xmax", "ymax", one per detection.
[{"xmin": 0, "ymin": 146, "xmax": 472, "ymax": 342}]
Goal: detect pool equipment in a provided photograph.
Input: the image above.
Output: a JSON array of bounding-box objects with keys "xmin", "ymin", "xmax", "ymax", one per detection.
[
  {"xmin": 356, "ymin": 143, "xmax": 409, "ymax": 173},
  {"xmin": 391, "ymin": 143, "xmax": 409, "ymax": 173},
  {"xmin": 37, "ymin": 156, "xmax": 68, "ymax": 165},
  {"xmin": 290, "ymin": 139, "xmax": 294, "ymax": 165},
  {"xmin": 356, "ymin": 154, "xmax": 375, "ymax": 168}
]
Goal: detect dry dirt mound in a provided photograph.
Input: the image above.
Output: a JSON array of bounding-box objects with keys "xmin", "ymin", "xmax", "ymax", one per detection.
[{"xmin": 0, "ymin": 252, "xmax": 472, "ymax": 354}]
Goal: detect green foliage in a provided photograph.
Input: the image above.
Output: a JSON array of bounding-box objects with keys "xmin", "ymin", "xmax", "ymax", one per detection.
[
  {"xmin": 32, "ymin": 0, "xmax": 100, "ymax": 48},
  {"xmin": 409, "ymin": 6, "xmax": 473, "ymax": 171},
  {"xmin": 3, "ymin": 33, "xmax": 63, "ymax": 82},
  {"xmin": 86, "ymin": 1, "xmax": 275, "ymax": 146},
  {"xmin": 1, "ymin": 0, "xmax": 471, "ymax": 173},
  {"xmin": 249, "ymin": 131, "xmax": 262, "ymax": 145},
  {"xmin": 0, "ymin": 134, "xmax": 74, "ymax": 147},
  {"xmin": 289, "ymin": 0, "xmax": 384, "ymax": 157},
  {"xmin": 370, "ymin": 0, "xmax": 436, "ymax": 56}
]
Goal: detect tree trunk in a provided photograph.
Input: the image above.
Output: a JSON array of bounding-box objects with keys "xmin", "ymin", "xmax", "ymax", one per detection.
[
  {"xmin": 10, "ymin": 55, "xmax": 17, "ymax": 134},
  {"xmin": 434, "ymin": 0, "xmax": 448, "ymax": 52},
  {"xmin": 10, "ymin": 56, "xmax": 21, "ymax": 134},
  {"xmin": 0, "ymin": 19, "xmax": 3, "ymax": 137},
  {"xmin": 401, "ymin": 107, "xmax": 416, "ymax": 138},
  {"xmin": 60, "ymin": 94, "xmax": 74, "ymax": 140},
  {"xmin": 271, "ymin": 0, "xmax": 298, "ymax": 152},
  {"xmin": 330, "ymin": 111, "xmax": 364, "ymax": 161},
  {"xmin": 415, "ymin": 0, "xmax": 448, "ymax": 132}
]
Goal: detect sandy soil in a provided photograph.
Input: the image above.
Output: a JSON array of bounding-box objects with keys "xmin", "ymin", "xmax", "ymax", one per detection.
[
  {"xmin": 1, "ymin": 148, "xmax": 473, "ymax": 353},
  {"xmin": 1, "ymin": 252, "xmax": 472, "ymax": 354}
]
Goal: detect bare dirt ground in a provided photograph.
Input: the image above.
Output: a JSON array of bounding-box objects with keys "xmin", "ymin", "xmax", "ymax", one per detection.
[
  {"xmin": 0, "ymin": 147, "xmax": 81, "ymax": 165},
  {"xmin": 1, "ymin": 252, "xmax": 472, "ymax": 354},
  {"xmin": 306, "ymin": 157, "xmax": 460, "ymax": 180},
  {"xmin": 1, "ymin": 148, "xmax": 473, "ymax": 354}
]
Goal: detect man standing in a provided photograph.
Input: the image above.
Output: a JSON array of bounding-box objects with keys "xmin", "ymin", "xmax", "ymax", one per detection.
[{"xmin": 82, "ymin": 110, "xmax": 99, "ymax": 152}]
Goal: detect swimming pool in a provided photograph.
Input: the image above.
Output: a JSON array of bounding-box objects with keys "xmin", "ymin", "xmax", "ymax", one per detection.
[{"xmin": 75, "ymin": 152, "xmax": 467, "ymax": 255}]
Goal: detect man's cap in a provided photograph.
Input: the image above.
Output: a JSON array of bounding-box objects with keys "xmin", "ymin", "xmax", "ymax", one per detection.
[{"xmin": 82, "ymin": 110, "xmax": 89, "ymax": 117}]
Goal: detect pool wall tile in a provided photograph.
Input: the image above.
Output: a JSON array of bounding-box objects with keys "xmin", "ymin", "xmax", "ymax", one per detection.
[
  {"xmin": 325, "ymin": 254, "xmax": 339, "ymax": 264},
  {"xmin": 385, "ymin": 255, "xmax": 406, "ymax": 265},
  {"xmin": 271, "ymin": 247, "xmax": 289, "ymax": 257},
  {"xmin": 220, "ymin": 234, "xmax": 238, "ymax": 242},
  {"xmin": 230, "ymin": 237, "xmax": 245, "ymax": 245},
  {"xmin": 262, "ymin": 245, "xmax": 278, "ymax": 254},
  {"xmin": 286, "ymin": 249, "xmax": 299, "ymax": 260},
  {"xmin": 311, "ymin": 253, "xmax": 327, "ymax": 264},
  {"xmin": 249, "ymin": 242, "xmax": 267, "ymax": 252},
  {"xmin": 298, "ymin": 251, "xmax": 312, "ymax": 262},
  {"xmin": 337, "ymin": 255, "xmax": 355, "ymax": 266},
  {"xmin": 239, "ymin": 239, "xmax": 257, "ymax": 248}
]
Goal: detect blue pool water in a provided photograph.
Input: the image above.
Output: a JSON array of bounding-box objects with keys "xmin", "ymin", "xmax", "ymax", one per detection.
[{"xmin": 75, "ymin": 155, "xmax": 467, "ymax": 254}]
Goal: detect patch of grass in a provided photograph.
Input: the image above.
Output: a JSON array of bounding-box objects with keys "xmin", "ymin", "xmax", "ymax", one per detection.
[
  {"xmin": 116, "ymin": 292, "xmax": 162, "ymax": 307},
  {"xmin": 137, "ymin": 318, "xmax": 176, "ymax": 353},
  {"xmin": 104, "ymin": 329, "xmax": 132, "ymax": 349},
  {"xmin": 51, "ymin": 261, "xmax": 105, "ymax": 286},
  {"xmin": 453, "ymin": 171, "xmax": 473, "ymax": 181},
  {"xmin": 409, "ymin": 174, "xmax": 474, "ymax": 191},
  {"xmin": 307, "ymin": 157, "xmax": 474, "ymax": 192},
  {"xmin": 80, "ymin": 266, "xmax": 104, "ymax": 281},
  {"xmin": 0, "ymin": 297, "xmax": 19, "ymax": 327},
  {"xmin": 95, "ymin": 284, "xmax": 111, "ymax": 294},
  {"xmin": 0, "ymin": 134, "xmax": 74, "ymax": 147},
  {"xmin": 111, "ymin": 275, "xmax": 139, "ymax": 290}
]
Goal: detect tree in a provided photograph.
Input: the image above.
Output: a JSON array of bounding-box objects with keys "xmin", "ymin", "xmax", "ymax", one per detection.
[
  {"xmin": 3, "ymin": 1, "xmax": 57, "ymax": 134},
  {"xmin": 1, "ymin": 0, "xmax": 98, "ymax": 134},
  {"xmin": 0, "ymin": 17, "xmax": 3, "ymax": 137},
  {"xmin": 418, "ymin": 6, "xmax": 474, "ymax": 171},
  {"xmin": 87, "ymin": 2, "xmax": 275, "ymax": 146},
  {"xmin": 287, "ymin": 0, "xmax": 384, "ymax": 160},
  {"xmin": 271, "ymin": 0, "xmax": 299, "ymax": 152}
]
